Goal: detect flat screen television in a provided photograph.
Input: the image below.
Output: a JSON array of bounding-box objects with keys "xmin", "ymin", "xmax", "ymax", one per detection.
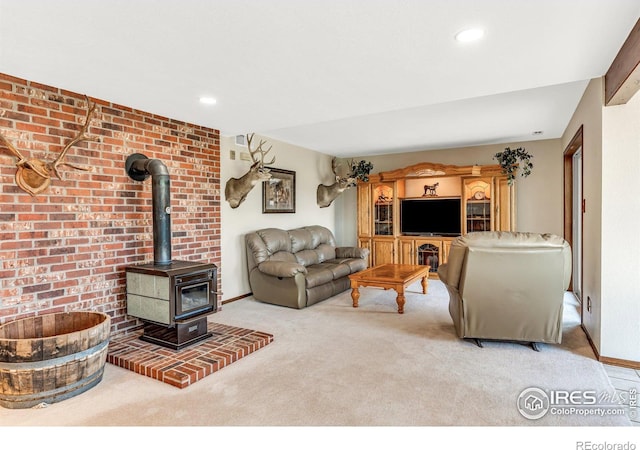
[{"xmin": 400, "ymin": 198, "xmax": 462, "ymax": 236}]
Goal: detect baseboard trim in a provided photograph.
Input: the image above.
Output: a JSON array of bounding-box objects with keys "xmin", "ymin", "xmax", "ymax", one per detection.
[
  {"xmin": 222, "ymin": 293, "xmax": 252, "ymax": 305},
  {"xmin": 581, "ymin": 324, "xmax": 640, "ymax": 369},
  {"xmin": 600, "ymin": 356, "xmax": 640, "ymax": 370},
  {"xmin": 581, "ymin": 324, "xmax": 600, "ymax": 359}
]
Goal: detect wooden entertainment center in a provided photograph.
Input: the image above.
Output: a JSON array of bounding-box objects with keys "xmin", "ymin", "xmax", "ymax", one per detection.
[{"xmin": 357, "ymin": 162, "xmax": 515, "ymax": 276}]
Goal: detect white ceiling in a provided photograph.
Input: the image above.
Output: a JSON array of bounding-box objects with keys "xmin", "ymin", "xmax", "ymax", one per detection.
[{"xmin": 1, "ymin": 0, "xmax": 638, "ymax": 157}]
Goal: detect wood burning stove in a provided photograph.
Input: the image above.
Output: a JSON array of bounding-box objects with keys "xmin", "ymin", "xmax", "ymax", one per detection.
[
  {"xmin": 124, "ymin": 153, "xmax": 218, "ymax": 350},
  {"xmin": 126, "ymin": 260, "xmax": 217, "ymax": 350}
]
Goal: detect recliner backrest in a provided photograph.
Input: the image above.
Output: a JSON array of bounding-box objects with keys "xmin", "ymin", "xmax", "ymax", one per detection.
[{"xmin": 446, "ymin": 231, "xmax": 571, "ymax": 291}]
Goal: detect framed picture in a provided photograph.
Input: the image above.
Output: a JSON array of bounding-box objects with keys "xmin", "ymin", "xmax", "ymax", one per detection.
[{"xmin": 262, "ymin": 168, "xmax": 296, "ymax": 213}]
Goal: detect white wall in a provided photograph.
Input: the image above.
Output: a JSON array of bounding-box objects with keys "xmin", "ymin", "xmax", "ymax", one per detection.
[
  {"xmin": 335, "ymin": 138, "xmax": 564, "ymax": 246},
  {"xmin": 561, "ymin": 77, "xmax": 640, "ymax": 363},
  {"xmin": 220, "ymin": 135, "xmax": 336, "ymax": 301},
  {"xmin": 601, "ymin": 89, "xmax": 640, "ymax": 361},
  {"xmin": 561, "ymin": 78, "xmax": 604, "ymax": 353}
]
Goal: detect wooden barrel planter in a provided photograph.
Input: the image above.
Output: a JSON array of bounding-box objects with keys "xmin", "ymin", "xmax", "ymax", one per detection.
[{"xmin": 0, "ymin": 311, "xmax": 110, "ymax": 409}]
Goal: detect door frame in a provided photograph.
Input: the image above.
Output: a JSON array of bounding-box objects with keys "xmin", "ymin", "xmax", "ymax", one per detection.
[{"xmin": 563, "ymin": 126, "xmax": 584, "ymax": 308}]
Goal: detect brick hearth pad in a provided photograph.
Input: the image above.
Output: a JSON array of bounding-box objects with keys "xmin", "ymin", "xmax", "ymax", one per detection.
[{"xmin": 106, "ymin": 323, "xmax": 274, "ymax": 389}]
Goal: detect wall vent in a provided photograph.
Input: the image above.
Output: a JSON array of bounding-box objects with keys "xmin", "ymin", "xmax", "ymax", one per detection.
[{"xmin": 235, "ymin": 135, "xmax": 246, "ymax": 146}]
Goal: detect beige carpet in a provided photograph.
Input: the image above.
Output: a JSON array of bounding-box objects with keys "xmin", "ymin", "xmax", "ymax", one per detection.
[{"xmin": 0, "ymin": 280, "xmax": 631, "ymax": 427}]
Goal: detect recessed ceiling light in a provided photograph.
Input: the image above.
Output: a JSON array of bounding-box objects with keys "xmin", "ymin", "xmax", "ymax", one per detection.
[
  {"xmin": 199, "ymin": 97, "xmax": 217, "ymax": 105},
  {"xmin": 455, "ymin": 28, "xmax": 484, "ymax": 42}
]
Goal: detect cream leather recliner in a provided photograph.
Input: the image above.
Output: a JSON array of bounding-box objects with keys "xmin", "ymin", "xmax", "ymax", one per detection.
[{"xmin": 437, "ymin": 231, "xmax": 571, "ymax": 350}]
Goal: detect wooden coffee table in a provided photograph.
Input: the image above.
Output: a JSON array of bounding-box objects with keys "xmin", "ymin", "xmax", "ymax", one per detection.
[{"xmin": 348, "ymin": 264, "xmax": 430, "ymax": 314}]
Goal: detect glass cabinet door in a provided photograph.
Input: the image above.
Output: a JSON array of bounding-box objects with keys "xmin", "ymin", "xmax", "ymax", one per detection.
[
  {"xmin": 415, "ymin": 240, "xmax": 442, "ymax": 273},
  {"xmin": 463, "ymin": 178, "xmax": 492, "ymax": 234},
  {"xmin": 373, "ymin": 184, "xmax": 394, "ymax": 236}
]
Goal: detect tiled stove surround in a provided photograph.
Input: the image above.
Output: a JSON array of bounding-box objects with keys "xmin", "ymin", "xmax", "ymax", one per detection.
[{"xmin": 0, "ymin": 73, "xmax": 221, "ymax": 335}]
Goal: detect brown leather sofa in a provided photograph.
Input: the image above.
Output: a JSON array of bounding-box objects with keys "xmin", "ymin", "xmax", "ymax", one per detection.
[
  {"xmin": 437, "ymin": 231, "xmax": 571, "ymax": 349},
  {"xmin": 246, "ymin": 225, "xmax": 369, "ymax": 309}
]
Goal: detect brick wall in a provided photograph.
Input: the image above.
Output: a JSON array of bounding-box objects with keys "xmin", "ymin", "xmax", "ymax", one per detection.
[{"xmin": 0, "ymin": 73, "xmax": 221, "ymax": 336}]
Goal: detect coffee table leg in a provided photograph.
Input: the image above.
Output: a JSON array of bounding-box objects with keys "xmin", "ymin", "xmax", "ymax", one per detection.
[
  {"xmin": 396, "ymin": 287, "xmax": 405, "ymax": 314},
  {"xmin": 351, "ymin": 286, "xmax": 360, "ymax": 308},
  {"xmin": 421, "ymin": 275, "xmax": 428, "ymax": 294}
]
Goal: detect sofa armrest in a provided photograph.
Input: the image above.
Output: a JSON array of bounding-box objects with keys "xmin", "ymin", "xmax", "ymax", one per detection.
[
  {"xmin": 336, "ymin": 246, "xmax": 370, "ymax": 260},
  {"xmin": 257, "ymin": 261, "xmax": 307, "ymax": 278}
]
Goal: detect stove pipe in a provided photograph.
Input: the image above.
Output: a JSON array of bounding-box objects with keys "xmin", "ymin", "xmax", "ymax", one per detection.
[{"xmin": 125, "ymin": 153, "xmax": 172, "ymax": 265}]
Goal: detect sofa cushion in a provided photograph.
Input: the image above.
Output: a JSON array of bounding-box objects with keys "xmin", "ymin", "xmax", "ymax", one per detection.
[
  {"xmin": 256, "ymin": 228, "xmax": 292, "ymax": 255},
  {"xmin": 315, "ymin": 243, "xmax": 336, "ymax": 262},
  {"xmin": 295, "ymin": 249, "xmax": 320, "ymax": 266},
  {"xmin": 304, "ymin": 265, "xmax": 335, "ymax": 288},
  {"xmin": 258, "ymin": 261, "xmax": 307, "ymax": 277},
  {"xmin": 320, "ymin": 262, "xmax": 351, "ymax": 279},
  {"xmin": 336, "ymin": 247, "xmax": 369, "ymax": 259},
  {"xmin": 304, "ymin": 225, "xmax": 336, "ymax": 248},
  {"xmin": 290, "ymin": 228, "xmax": 314, "ymax": 253},
  {"xmin": 327, "ymin": 258, "xmax": 367, "ymax": 273}
]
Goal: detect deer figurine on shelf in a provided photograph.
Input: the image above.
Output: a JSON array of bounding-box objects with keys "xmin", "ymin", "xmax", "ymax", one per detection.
[
  {"xmin": 316, "ymin": 157, "xmax": 358, "ymax": 208},
  {"xmin": 0, "ymin": 95, "xmax": 99, "ymax": 196},
  {"xmin": 224, "ymin": 133, "xmax": 275, "ymax": 208}
]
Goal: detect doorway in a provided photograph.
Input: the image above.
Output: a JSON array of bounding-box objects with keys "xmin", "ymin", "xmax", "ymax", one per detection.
[
  {"xmin": 572, "ymin": 148, "xmax": 583, "ymax": 301},
  {"xmin": 563, "ymin": 126, "xmax": 584, "ymax": 309}
]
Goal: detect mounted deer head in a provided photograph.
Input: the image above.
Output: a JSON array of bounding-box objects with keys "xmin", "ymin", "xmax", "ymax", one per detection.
[
  {"xmin": 316, "ymin": 157, "xmax": 357, "ymax": 208},
  {"xmin": 224, "ymin": 133, "xmax": 275, "ymax": 208},
  {"xmin": 0, "ymin": 95, "xmax": 99, "ymax": 196}
]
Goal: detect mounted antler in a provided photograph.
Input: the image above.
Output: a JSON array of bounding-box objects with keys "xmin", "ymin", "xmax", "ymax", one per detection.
[
  {"xmin": 316, "ymin": 157, "xmax": 357, "ymax": 208},
  {"xmin": 50, "ymin": 99, "xmax": 98, "ymax": 180},
  {"xmin": 224, "ymin": 133, "xmax": 276, "ymax": 209},
  {"xmin": 0, "ymin": 95, "xmax": 99, "ymax": 196},
  {"xmin": 247, "ymin": 133, "xmax": 275, "ymax": 167}
]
